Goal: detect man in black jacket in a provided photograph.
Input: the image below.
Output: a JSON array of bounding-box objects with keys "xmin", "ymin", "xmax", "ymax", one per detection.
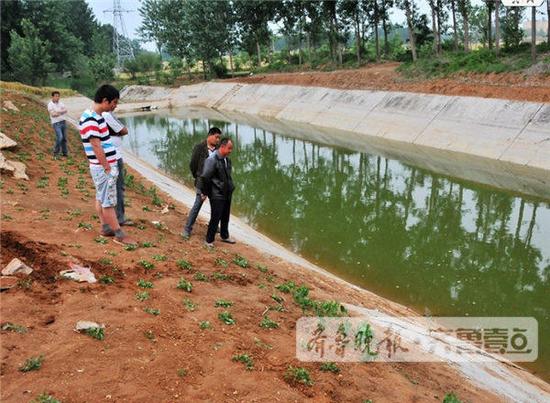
[
  {"xmin": 197, "ymin": 137, "xmax": 236, "ymax": 247},
  {"xmin": 182, "ymin": 127, "xmax": 221, "ymax": 239}
]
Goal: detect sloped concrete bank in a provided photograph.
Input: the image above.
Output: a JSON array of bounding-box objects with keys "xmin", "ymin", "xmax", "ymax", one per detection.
[{"xmin": 116, "ymin": 83, "xmax": 550, "ymax": 200}]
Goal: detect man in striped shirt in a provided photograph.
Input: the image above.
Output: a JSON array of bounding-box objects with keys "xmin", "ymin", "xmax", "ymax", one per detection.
[{"xmin": 79, "ymin": 85, "xmax": 135, "ymax": 246}]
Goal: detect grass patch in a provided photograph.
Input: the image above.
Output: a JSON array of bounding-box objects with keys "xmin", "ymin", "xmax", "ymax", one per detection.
[
  {"xmin": 143, "ymin": 307, "xmax": 160, "ymax": 316},
  {"xmin": 137, "ymin": 279, "xmax": 154, "ymax": 289},
  {"xmin": 136, "ymin": 291, "xmax": 150, "ymax": 302},
  {"xmin": 260, "ymin": 316, "xmax": 279, "ymax": 329},
  {"xmin": 232, "ymin": 353, "xmax": 254, "ymax": 370},
  {"xmin": 85, "ymin": 327, "xmax": 105, "ymax": 340},
  {"xmin": 177, "ymin": 278, "xmax": 193, "ymax": 292},
  {"xmin": 232, "ymin": 254, "xmax": 248, "ymax": 268},
  {"xmin": 284, "ymin": 365, "xmax": 313, "ymax": 386},
  {"xmin": 182, "ymin": 298, "xmax": 197, "ymax": 311},
  {"xmin": 218, "ymin": 311, "xmax": 235, "ymax": 325},
  {"xmin": 320, "ymin": 362, "xmax": 340, "ymax": 373},
  {"xmin": 19, "ymin": 355, "xmax": 44, "ymax": 372},
  {"xmin": 214, "ymin": 299, "xmax": 233, "ymax": 308},
  {"xmin": 1, "ymin": 322, "xmax": 28, "ymax": 333}
]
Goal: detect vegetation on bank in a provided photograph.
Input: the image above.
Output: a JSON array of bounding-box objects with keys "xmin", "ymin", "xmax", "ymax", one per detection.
[{"xmin": 1, "ymin": 1, "xmax": 548, "ymax": 98}]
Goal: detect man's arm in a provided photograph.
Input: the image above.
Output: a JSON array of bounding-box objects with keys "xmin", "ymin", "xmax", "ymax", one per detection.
[
  {"xmin": 89, "ymin": 137, "xmax": 111, "ymax": 173},
  {"xmin": 48, "ymin": 103, "xmax": 60, "ymax": 117},
  {"xmin": 196, "ymin": 157, "xmax": 216, "ymax": 196},
  {"xmin": 102, "ymin": 112, "xmax": 127, "ymax": 136},
  {"xmin": 189, "ymin": 144, "xmax": 201, "ymax": 178}
]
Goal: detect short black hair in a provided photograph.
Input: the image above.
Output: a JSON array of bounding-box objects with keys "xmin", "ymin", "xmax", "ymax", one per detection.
[
  {"xmin": 208, "ymin": 127, "xmax": 222, "ymax": 136},
  {"xmin": 94, "ymin": 84, "xmax": 120, "ymax": 103},
  {"xmin": 219, "ymin": 137, "xmax": 232, "ymax": 147},
  {"xmin": 51, "ymin": 91, "xmax": 60, "ymax": 96}
]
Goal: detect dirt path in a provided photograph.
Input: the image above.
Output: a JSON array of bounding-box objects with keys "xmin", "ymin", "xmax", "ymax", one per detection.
[
  {"xmin": 227, "ymin": 63, "xmax": 550, "ymax": 103},
  {"xmin": 0, "ymin": 91, "xmax": 504, "ymax": 402}
]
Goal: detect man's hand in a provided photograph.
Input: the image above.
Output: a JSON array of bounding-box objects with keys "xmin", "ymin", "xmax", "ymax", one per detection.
[
  {"xmin": 201, "ymin": 194, "xmax": 207, "ymax": 201},
  {"xmin": 104, "ymin": 164, "xmax": 112, "ymax": 174}
]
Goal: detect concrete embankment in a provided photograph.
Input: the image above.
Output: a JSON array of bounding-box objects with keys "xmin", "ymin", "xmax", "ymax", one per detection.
[{"xmin": 114, "ymin": 83, "xmax": 550, "ymax": 200}]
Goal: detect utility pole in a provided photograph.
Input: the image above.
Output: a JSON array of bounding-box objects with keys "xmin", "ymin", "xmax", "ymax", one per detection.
[{"xmin": 104, "ymin": 0, "xmax": 135, "ymax": 71}]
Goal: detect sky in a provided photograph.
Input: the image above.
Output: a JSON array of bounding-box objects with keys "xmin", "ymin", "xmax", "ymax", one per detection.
[{"xmin": 88, "ymin": 0, "xmax": 548, "ymax": 54}]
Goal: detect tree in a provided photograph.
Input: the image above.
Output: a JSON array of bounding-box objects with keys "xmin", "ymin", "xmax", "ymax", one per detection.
[
  {"xmin": 398, "ymin": 0, "xmax": 418, "ymax": 61},
  {"xmin": 338, "ymin": 0, "xmax": 366, "ymax": 64},
  {"xmin": 7, "ymin": 19, "xmax": 53, "ymax": 85},
  {"xmin": 457, "ymin": 0, "xmax": 471, "ymax": 52},
  {"xmin": 89, "ymin": 54, "xmax": 115, "ymax": 82},
  {"xmin": 234, "ymin": 0, "xmax": 277, "ymax": 66},
  {"xmin": 0, "ymin": 0, "xmax": 24, "ymax": 75},
  {"xmin": 449, "ymin": 0, "xmax": 459, "ymax": 51},
  {"xmin": 381, "ymin": 0, "xmax": 395, "ymax": 56},
  {"xmin": 501, "ymin": 6, "xmax": 524, "ymax": 50}
]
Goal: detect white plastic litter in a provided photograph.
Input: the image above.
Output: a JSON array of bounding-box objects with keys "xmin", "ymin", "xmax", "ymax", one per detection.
[
  {"xmin": 75, "ymin": 321, "xmax": 104, "ymax": 331},
  {"xmin": 60, "ymin": 263, "xmax": 96, "ymax": 283}
]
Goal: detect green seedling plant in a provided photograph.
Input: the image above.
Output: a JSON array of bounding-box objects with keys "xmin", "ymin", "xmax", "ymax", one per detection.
[
  {"xmin": 260, "ymin": 316, "xmax": 279, "ymax": 329},
  {"xmin": 199, "ymin": 321, "xmax": 211, "ymax": 330},
  {"xmin": 218, "ymin": 311, "xmax": 235, "ymax": 325},
  {"xmin": 85, "ymin": 327, "xmax": 104, "ymax": 340},
  {"xmin": 124, "ymin": 243, "xmax": 137, "ymax": 251},
  {"xmin": 31, "ymin": 393, "xmax": 61, "ymax": 403},
  {"xmin": 137, "ymin": 279, "xmax": 154, "ymax": 289},
  {"xmin": 284, "ymin": 366, "xmax": 313, "ymax": 386},
  {"xmin": 99, "ymin": 275, "xmax": 115, "ymax": 284},
  {"xmin": 139, "ymin": 260, "xmax": 155, "ymax": 270},
  {"xmin": 212, "ymin": 272, "xmax": 229, "ymax": 281},
  {"xmin": 177, "ymin": 368, "xmax": 187, "ymax": 377},
  {"xmin": 276, "ymin": 281, "xmax": 296, "ymax": 293},
  {"xmin": 177, "ymin": 259, "xmax": 192, "ymax": 271},
  {"xmin": 78, "ymin": 222, "xmax": 92, "ymax": 230},
  {"xmin": 98, "ymin": 257, "xmax": 112, "ymax": 265},
  {"xmin": 142, "ymin": 205, "xmax": 151, "ymax": 212},
  {"xmin": 136, "ymin": 291, "xmax": 150, "ymax": 302},
  {"xmin": 214, "ymin": 299, "xmax": 233, "ymax": 308},
  {"xmin": 1, "ymin": 322, "xmax": 28, "ymax": 333},
  {"xmin": 20, "ymin": 355, "xmax": 44, "ymax": 372},
  {"xmin": 443, "ymin": 393, "xmax": 463, "ymax": 403},
  {"xmin": 254, "ymin": 337, "xmax": 273, "ymax": 350},
  {"xmin": 232, "ymin": 353, "xmax": 254, "ymax": 370},
  {"xmin": 141, "ymin": 241, "xmax": 154, "ymax": 248},
  {"xmin": 214, "ymin": 257, "xmax": 228, "ymax": 268},
  {"xmin": 182, "ymin": 298, "xmax": 197, "ymax": 311},
  {"xmin": 256, "ymin": 264, "xmax": 268, "ymax": 273},
  {"xmin": 152, "ymin": 254, "xmax": 167, "ymax": 261},
  {"xmin": 144, "ymin": 307, "xmax": 160, "ymax": 316},
  {"xmin": 177, "ymin": 278, "xmax": 193, "ymax": 292},
  {"xmin": 193, "ymin": 272, "xmax": 209, "ymax": 282},
  {"xmin": 232, "ymin": 254, "xmax": 248, "ymax": 268},
  {"xmin": 94, "ymin": 236, "xmax": 108, "ymax": 244},
  {"xmin": 271, "ymin": 294, "xmax": 284, "ymax": 304},
  {"xmin": 320, "ymin": 362, "xmax": 340, "ymax": 373},
  {"xmin": 144, "ymin": 330, "xmax": 155, "ymax": 340}
]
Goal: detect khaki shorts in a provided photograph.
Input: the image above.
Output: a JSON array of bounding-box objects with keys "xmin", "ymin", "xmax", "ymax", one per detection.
[{"xmin": 90, "ymin": 165, "xmax": 118, "ymax": 208}]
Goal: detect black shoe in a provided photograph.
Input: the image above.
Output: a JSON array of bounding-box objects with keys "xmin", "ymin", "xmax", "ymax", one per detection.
[{"xmin": 221, "ymin": 238, "xmax": 236, "ymax": 244}]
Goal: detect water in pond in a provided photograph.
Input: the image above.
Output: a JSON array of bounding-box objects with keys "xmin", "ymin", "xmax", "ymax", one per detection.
[{"xmin": 120, "ymin": 113, "xmax": 550, "ymax": 381}]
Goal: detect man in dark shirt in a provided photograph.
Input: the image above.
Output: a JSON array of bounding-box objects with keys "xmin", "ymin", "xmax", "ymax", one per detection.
[
  {"xmin": 182, "ymin": 127, "xmax": 221, "ymax": 239},
  {"xmin": 197, "ymin": 137, "xmax": 236, "ymax": 247}
]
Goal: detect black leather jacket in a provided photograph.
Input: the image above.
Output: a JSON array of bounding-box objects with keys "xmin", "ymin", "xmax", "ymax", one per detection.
[
  {"xmin": 197, "ymin": 151, "xmax": 234, "ymax": 200},
  {"xmin": 189, "ymin": 140, "xmax": 211, "ymax": 186}
]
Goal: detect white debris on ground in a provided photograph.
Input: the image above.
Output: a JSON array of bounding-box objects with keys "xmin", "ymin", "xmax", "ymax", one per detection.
[
  {"xmin": 2, "ymin": 258, "xmax": 33, "ymax": 275},
  {"xmin": 0, "ymin": 131, "xmax": 29, "ymax": 180},
  {"xmin": 60, "ymin": 263, "xmax": 97, "ymax": 283}
]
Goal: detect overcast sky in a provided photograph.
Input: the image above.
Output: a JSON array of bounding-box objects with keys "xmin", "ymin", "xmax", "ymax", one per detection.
[{"xmin": 88, "ymin": 0, "xmax": 548, "ymax": 53}]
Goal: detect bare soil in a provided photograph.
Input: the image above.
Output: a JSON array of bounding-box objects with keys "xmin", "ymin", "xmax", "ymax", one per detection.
[
  {"xmin": 228, "ymin": 63, "xmax": 550, "ymax": 103},
  {"xmin": 0, "ymin": 91, "xmax": 500, "ymax": 402}
]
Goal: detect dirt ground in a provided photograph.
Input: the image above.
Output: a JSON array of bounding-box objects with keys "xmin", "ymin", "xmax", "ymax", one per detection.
[
  {"xmin": 0, "ymin": 91, "xmax": 502, "ymax": 402},
  {"xmin": 228, "ymin": 63, "xmax": 550, "ymax": 103}
]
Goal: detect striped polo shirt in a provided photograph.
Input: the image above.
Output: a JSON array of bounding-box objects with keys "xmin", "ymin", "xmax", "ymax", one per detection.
[{"xmin": 79, "ymin": 109, "xmax": 119, "ymax": 165}]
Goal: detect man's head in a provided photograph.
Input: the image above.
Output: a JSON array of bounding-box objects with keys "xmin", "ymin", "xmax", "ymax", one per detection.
[
  {"xmin": 51, "ymin": 91, "xmax": 60, "ymax": 103},
  {"xmin": 218, "ymin": 137, "xmax": 233, "ymax": 157},
  {"xmin": 94, "ymin": 85, "xmax": 120, "ymax": 113},
  {"xmin": 207, "ymin": 127, "xmax": 222, "ymax": 148}
]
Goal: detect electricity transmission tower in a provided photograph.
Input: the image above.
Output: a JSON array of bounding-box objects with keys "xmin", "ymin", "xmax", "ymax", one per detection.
[{"xmin": 104, "ymin": 0, "xmax": 135, "ymax": 71}]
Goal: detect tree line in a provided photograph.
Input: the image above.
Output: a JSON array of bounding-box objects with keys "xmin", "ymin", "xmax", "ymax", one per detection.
[{"xmin": 139, "ymin": 0, "xmax": 550, "ymax": 77}]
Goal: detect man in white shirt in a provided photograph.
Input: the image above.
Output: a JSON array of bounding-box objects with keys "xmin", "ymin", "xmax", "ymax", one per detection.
[
  {"xmin": 47, "ymin": 91, "xmax": 68, "ymax": 158},
  {"xmin": 102, "ymin": 110, "xmax": 133, "ymax": 226}
]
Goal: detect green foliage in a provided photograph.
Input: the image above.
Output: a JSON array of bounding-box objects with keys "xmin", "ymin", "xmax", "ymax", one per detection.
[
  {"xmin": 136, "ymin": 291, "xmax": 150, "ymax": 301},
  {"xmin": 320, "ymin": 362, "xmax": 340, "ymax": 373},
  {"xmin": 137, "ymin": 279, "xmax": 154, "ymax": 289},
  {"xmin": 193, "ymin": 272, "xmax": 209, "ymax": 282},
  {"xmin": 218, "ymin": 311, "xmax": 235, "ymax": 325},
  {"xmin": 8, "ymin": 19, "xmax": 53, "ymax": 85},
  {"xmin": 232, "ymin": 353, "xmax": 254, "ymax": 370},
  {"xmin": 176, "ymin": 259, "xmax": 193, "ymax": 271},
  {"xmin": 139, "ymin": 259, "xmax": 155, "ymax": 270},
  {"xmin": 182, "ymin": 298, "xmax": 197, "ymax": 311},
  {"xmin": 214, "ymin": 299, "xmax": 233, "ymax": 308},
  {"xmin": 284, "ymin": 366, "xmax": 313, "ymax": 386},
  {"xmin": 85, "ymin": 327, "xmax": 105, "ymax": 340},
  {"xmin": 232, "ymin": 254, "xmax": 249, "ymax": 268},
  {"xmin": 275, "ymin": 281, "xmax": 296, "ymax": 293},
  {"xmin": 199, "ymin": 320, "xmax": 211, "ymax": 330},
  {"xmin": 20, "ymin": 355, "xmax": 44, "ymax": 372},
  {"xmin": 177, "ymin": 278, "xmax": 193, "ymax": 292},
  {"xmin": 214, "ymin": 257, "xmax": 228, "ymax": 268},
  {"xmin": 152, "ymin": 254, "xmax": 167, "ymax": 261},
  {"xmin": 143, "ymin": 307, "xmax": 160, "ymax": 316},
  {"xmin": 31, "ymin": 393, "xmax": 61, "ymax": 403},
  {"xmin": 99, "ymin": 275, "xmax": 115, "ymax": 284},
  {"xmin": 259, "ymin": 316, "xmax": 279, "ymax": 329},
  {"xmin": 443, "ymin": 393, "xmax": 463, "ymax": 403},
  {"xmin": 1, "ymin": 322, "xmax": 28, "ymax": 333}
]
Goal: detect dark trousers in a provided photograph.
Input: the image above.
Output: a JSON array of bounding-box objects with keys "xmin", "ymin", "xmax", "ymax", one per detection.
[
  {"xmin": 184, "ymin": 189, "xmax": 204, "ymax": 234},
  {"xmin": 53, "ymin": 121, "xmax": 68, "ymax": 156},
  {"xmin": 116, "ymin": 158, "xmax": 126, "ymax": 224},
  {"xmin": 206, "ymin": 197, "xmax": 231, "ymax": 243}
]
